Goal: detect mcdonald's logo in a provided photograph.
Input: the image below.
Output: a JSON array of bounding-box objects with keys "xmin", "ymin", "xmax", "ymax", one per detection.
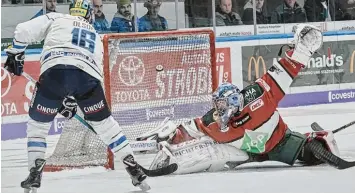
[
  {"xmin": 350, "ymin": 50, "xmax": 355, "ymax": 73},
  {"xmin": 248, "ymin": 56, "xmax": 267, "ymax": 81}
]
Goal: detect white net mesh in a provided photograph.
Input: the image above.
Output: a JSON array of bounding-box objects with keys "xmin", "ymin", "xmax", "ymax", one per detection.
[
  {"xmin": 108, "ymin": 32, "xmax": 214, "ymax": 140},
  {"xmin": 45, "ymin": 110, "xmax": 111, "ymax": 171},
  {"xmin": 45, "ymin": 30, "xmax": 215, "ymax": 170}
]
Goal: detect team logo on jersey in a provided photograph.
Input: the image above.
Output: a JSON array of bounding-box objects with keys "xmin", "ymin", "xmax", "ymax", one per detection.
[
  {"xmin": 250, "ymin": 99, "xmax": 264, "ymax": 112},
  {"xmin": 243, "ymin": 84, "xmax": 263, "ymax": 105},
  {"xmin": 240, "ymin": 130, "xmax": 269, "ymax": 153},
  {"xmin": 118, "ymin": 56, "xmax": 145, "ymax": 86},
  {"xmin": 1, "ymin": 67, "xmax": 12, "ymax": 98}
]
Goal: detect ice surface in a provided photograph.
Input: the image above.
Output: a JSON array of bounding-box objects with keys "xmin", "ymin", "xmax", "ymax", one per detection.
[{"xmin": 2, "ymin": 102, "xmax": 355, "ymax": 193}]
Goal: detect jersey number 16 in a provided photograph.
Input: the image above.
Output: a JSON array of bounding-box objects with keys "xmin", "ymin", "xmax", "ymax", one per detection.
[{"xmin": 71, "ymin": 27, "xmax": 96, "ymax": 53}]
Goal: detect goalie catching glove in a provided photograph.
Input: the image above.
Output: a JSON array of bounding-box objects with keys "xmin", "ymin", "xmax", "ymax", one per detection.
[
  {"xmin": 58, "ymin": 96, "xmax": 78, "ymax": 119},
  {"xmin": 287, "ymin": 24, "xmax": 323, "ymax": 65}
]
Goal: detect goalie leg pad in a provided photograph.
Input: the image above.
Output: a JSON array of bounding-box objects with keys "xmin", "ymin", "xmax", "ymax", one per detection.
[
  {"xmin": 150, "ymin": 136, "xmax": 249, "ymax": 174},
  {"xmin": 26, "ymin": 119, "xmax": 51, "ymax": 170},
  {"xmin": 89, "ymin": 116, "xmax": 132, "ymax": 160}
]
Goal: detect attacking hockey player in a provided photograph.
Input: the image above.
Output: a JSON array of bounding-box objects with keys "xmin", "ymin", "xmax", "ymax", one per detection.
[
  {"xmin": 142, "ymin": 24, "xmax": 354, "ymax": 174},
  {"xmin": 3, "ymin": 0, "xmax": 150, "ymax": 192}
]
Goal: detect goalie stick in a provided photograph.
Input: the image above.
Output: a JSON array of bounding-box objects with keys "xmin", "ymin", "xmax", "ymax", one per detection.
[{"xmin": 21, "ymin": 72, "xmax": 178, "ymax": 177}]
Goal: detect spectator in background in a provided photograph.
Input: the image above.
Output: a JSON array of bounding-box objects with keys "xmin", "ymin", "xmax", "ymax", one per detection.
[
  {"xmin": 111, "ymin": 0, "xmax": 137, "ymax": 32},
  {"xmin": 215, "ymin": 0, "xmax": 243, "ymax": 26},
  {"xmin": 304, "ymin": 0, "xmax": 342, "ymax": 22},
  {"xmin": 270, "ymin": 0, "xmax": 307, "ymax": 23},
  {"xmin": 338, "ymin": 0, "xmax": 355, "ymax": 20},
  {"xmin": 242, "ymin": 0, "xmax": 270, "ymax": 24},
  {"xmin": 93, "ymin": 0, "xmax": 110, "ymax": 32},
  {"xmin": 184, "ymin": 0, "xmax": 213, "ymax": 27},
  {"xmin": 139, "ymin": 0, "xmax": 168, "ymax": 32},
  {"xmin": 31, "ymin": 0, "xmax": 56, "ymax": 19},
  {"xmin": 2, "ymin": 0, "xmax": 11, "ymax": 4}
]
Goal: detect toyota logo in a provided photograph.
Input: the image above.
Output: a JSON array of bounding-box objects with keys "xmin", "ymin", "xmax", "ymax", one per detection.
[
  {"xmin": 118, "ymin": 56, "xmax": 145, "ymax": 86},
  {"xmin": 1, "ymin": 66, "xmax": 11, "ymax": 97}
]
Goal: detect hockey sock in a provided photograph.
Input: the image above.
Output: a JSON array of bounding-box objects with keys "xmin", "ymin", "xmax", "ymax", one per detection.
[
  {"xmin": 26, "ymin": 119, "xmax": 51, "ymax": 170},
  {"xmin": 89, "ymin": 116, "xmax": 133, "ymax": 161}
]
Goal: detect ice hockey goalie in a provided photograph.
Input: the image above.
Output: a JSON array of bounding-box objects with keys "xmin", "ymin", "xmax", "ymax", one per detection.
[{"xmin": 139, "ymin": 24, "xmax": 348, "ymax": 175}]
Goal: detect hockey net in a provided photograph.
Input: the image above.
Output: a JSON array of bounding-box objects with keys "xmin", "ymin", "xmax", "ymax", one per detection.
[{"xmin": 44, "ymin": 29, "xmax": 217, "ymax": 172}]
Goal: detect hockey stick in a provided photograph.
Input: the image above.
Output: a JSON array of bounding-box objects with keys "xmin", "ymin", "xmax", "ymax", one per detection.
[
  {"xmin": 311, "ymin": 120, "xmax": 355, "ymax": 134},
  {"xmin": 21, "ymin": 72, "xmax": 178, "ymax": 177}
]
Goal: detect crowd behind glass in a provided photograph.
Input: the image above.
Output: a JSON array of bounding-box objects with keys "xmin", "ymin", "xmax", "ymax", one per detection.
[{"xmin": 2, "ymin": 0, "xmax": 355, "ymax": 34}]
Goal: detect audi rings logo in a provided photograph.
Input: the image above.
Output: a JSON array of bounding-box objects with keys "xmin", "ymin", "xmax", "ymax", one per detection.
[
  {"xmin": 248, "ymin": 56, "xmax": 267, "ymax": 82},
  {"xmin": 118, "ymin": 56, "xmax": 145, "ymax": 86},
  {"xmin": 1, "ymin": 67, "xmax": 11, "ymax": 97}
]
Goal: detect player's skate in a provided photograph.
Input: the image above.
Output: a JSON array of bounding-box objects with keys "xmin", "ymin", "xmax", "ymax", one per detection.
[
  {"xmin": 123, "ymin": 154, "xmax": 151, "ymax": 191},
  {"xmin": 21, "ymin": 159, "xmax": 46, "ymax": 193}
]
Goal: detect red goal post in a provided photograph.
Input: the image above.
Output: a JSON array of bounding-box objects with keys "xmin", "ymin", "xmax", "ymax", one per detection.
[{"xmin": 44, "ymin": 29, "xmax": 217, "ymax": 172}]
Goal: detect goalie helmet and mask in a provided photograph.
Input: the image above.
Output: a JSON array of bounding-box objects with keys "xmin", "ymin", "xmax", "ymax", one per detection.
[
  {"xmin": 69, "ymin": 0, "xmax": 94, "ymax": 23},
  {"xmin": 212, "ymin": 82, "xmax": 242, "ymax": 131}
]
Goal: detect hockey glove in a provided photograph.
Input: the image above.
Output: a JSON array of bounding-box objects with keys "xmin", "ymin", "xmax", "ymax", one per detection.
[
  {"xmin": 58, "ymin": 97, "xmax": 78, "ymax": 119},
  {"xmin": 4, "ymin": 51, "xmax": 25, "ymax": 76},
  {"xmin": 288, "ymin": 24, "xmax": 323, "ymax": 65}
]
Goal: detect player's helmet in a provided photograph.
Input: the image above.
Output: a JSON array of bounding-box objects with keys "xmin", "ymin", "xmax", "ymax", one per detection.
[
  {"xmin": 212, "ymin": 82, "xmax": 242, "ymax": 130},
  {"xmin": 69, "ymin": 0, "xmax": 93, "ymax": 22}
]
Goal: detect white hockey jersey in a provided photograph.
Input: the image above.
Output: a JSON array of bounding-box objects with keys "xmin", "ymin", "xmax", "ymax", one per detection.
[{"xmin": 12, "ymin": 13, "xmax": 104, "ymax": 82}]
